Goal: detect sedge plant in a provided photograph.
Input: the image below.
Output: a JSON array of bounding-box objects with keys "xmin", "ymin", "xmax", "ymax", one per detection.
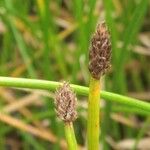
[
  {"xmin": 0, "ymin": 1, "xmax": 149, "ymax": 149},
  {"xmin": 1, "ymin": 77, "xmax": 150, "ymax": 149},
  {"xmin": 0, "ymin": 22, "xmax": 150, "ymax": 150},
  {"xmin": 87, "ymin": 22, "xmax": 111, "ymax": 149},
  {"xmin": 54, "ymin": 82, "xmax": 78, "ymax": 150}
]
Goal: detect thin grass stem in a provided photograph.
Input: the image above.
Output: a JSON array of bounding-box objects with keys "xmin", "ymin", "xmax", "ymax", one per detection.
[
  {"xmin": 0, "ymin": 77, "xmax": 150, "ymax": 113},
  {"xmin": 64, "ymin": 122, "xmax": 78, "ymax": 150}
]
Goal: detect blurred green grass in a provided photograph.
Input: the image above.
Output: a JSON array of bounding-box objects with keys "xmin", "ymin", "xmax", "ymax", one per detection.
[{"xmin": 0, "ymin": 0, "xmax": 149, "ymax": 149}]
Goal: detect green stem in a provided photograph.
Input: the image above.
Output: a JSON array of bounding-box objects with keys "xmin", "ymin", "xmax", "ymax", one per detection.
[
  {"xmin": 87, "ymin": 77, "xmax": 100, "ymax": 150},
  {"xmin": 0, "ymin": 77, "xmax": 150, "ymax": 113},
  {"xmin": 64, "ymin": 122, "xmax": 78, "ymax": 150}
]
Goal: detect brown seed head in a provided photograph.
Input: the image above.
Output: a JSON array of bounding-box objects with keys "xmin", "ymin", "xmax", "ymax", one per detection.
[
  {"xmin": 89, "ymin": 22, "xmax": 111, "ymax": 79},
  {"xmin": 55, "ymin": 82, "xmax": 77, "ymax": 122}
]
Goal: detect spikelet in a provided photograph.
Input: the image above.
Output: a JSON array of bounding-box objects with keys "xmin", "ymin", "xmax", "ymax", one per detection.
[
  {"xmin": 89, "ymin": 22, "xmax": 111, "ymax": 79},
  {"xmin": 55, "ymin": 82, "xmax": 77, "ymax": 122}
]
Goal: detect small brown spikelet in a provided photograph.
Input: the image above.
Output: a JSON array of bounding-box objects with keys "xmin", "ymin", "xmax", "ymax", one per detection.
[
  {"xmin": 55, "ymin": 82, "xmax": 77, "ymax": 122},
  {"xmin": 89, "ymin": 22, "xmax": 111, "ymax": 79}
]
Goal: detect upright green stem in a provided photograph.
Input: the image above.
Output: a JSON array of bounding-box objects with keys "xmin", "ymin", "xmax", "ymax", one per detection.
[
  {"xmin": 65, "ymin": 122, "xmax": 78, "ymax": 150},
  {"xmin": 87, "ymin": 77, "xmax": 100, "ymax": 150}
]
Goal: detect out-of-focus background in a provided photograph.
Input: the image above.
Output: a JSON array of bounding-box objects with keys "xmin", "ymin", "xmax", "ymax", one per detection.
[{"xmin": 0, "ymin": 0, "xmax": 150, "ymax": 149}]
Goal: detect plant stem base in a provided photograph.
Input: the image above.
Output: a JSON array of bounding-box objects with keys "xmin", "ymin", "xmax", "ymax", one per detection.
[
  {"xmin": 65, "ymin": 122, "xmax": 78, "ymax": 150},
  {"xmin": 87, "ymin": 77, "xmax": 100, "ymax": 150}
]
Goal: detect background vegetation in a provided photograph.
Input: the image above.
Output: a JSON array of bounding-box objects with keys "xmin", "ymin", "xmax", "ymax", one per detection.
[{"xmin": 0, "ymin": 0, "xmax": 149, "ymax": 149}]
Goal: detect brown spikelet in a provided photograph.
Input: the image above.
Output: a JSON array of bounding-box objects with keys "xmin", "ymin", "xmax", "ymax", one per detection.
[
  {"xmin": 89, "ymin": 22, "xmax": 111, "ymax": 79},
  {"xmin": 55, "ymin": 82, "xmax": 77, "ymax": 122}
]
